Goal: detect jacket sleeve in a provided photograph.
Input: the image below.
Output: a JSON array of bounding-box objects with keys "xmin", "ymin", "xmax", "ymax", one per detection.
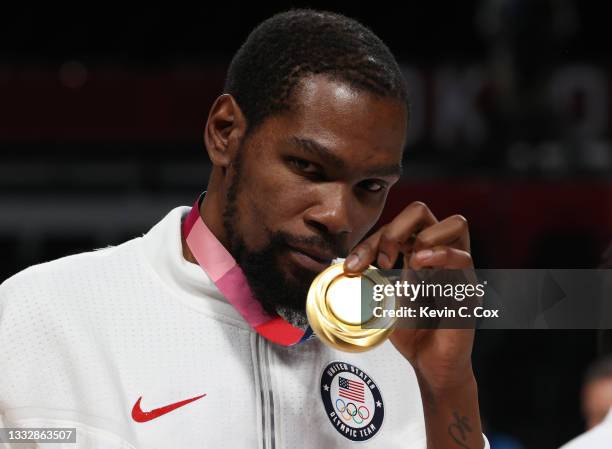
[{"xmin": 0, "ymin": 280, "xmax": 138, "ymax": 449}]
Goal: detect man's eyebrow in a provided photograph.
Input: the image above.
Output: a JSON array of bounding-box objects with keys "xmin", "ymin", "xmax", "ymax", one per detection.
[
  {"xmin": 289, "ymin": 135, "xmax": 403, "ymax": 178},
  {"xmin": 289, "ymin": 136, "xmax": 346, "ymax": 169},
  {"xmin": 363, "ymin": 163, "xmax": 403, "ymax": 178}
]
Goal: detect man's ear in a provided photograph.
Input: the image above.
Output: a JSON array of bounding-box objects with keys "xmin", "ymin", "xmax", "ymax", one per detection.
[{"xmin": 204, "ymin": 94, "xmax": 247, "ymax": 168}]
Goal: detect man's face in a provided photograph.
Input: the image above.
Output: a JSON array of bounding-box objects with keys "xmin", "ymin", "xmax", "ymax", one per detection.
[
  {"xmin": 223, "ymin": 75, "xmax": 407, "ymax": 322},
  {"xmin": 582, "ymin": 377, "xmax": 612, "ymax": 429}
]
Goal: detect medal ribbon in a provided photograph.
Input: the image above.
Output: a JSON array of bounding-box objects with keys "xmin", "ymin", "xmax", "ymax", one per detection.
[{"xmin": 182, "ymin": 194, "xmax": 313, "ymax": 346}]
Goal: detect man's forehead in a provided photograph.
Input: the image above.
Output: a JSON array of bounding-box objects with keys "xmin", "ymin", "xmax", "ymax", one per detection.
[
  {"xmin": 287, "ymin": 75, "xmax": 408, "ymax": 153},
  {"xmin": 297, "ymin": 76, "xmax": 360, "ymax": 109}
]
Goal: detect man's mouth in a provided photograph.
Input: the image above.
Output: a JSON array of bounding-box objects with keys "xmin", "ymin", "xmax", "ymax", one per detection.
[{"xmin": 286, "ymin": 244, "xmax": 335, "ymax": 273}]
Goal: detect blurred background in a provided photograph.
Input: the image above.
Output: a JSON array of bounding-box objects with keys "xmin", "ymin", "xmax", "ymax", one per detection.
[{"xmin": 1, "ymin": 2, "xmax": 610, "ymax": 447}]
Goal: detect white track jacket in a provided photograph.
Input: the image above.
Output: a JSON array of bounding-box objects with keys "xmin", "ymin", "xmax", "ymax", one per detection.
[{"xmin": 0, "ymin": 205, "xmax": 489, "ymax": 448}]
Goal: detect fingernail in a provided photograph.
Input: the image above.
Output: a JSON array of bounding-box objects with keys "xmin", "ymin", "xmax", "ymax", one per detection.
[
  {"xmin": 345, "ymin": 253, "xmax": 360, "ymax": 270},
  {"xmin": 416, "ymin": 249, "xmax": 433, "ymax": 261},
  {"xmin": 377, "ymin": 252, "xmax": 390, "ymax": 268}
]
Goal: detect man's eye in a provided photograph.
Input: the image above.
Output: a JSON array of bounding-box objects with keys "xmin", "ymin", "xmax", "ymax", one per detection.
[
  {"xmin": 290, "ymin": 158, "xmax": 318, "ymax": 173},
  {"xmin": 360, "ymin": 180, "xmax": 385, "ymax": 193}
]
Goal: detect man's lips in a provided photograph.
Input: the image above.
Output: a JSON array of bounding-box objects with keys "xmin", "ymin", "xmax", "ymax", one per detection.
[
  {"xmin": 286, "ymin": 244, "xmax": 336, "ymax": 272},
  {"xmin": 288, "ymin": 243, "xmax": 336, "ymax": 263}
]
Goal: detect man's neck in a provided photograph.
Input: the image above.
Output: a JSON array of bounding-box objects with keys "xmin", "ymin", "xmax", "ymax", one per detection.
[
  {"xmin": 182, "ymin": 232, "xmax": 198, "ymax": 265},
  {"xmin": 181, "ymin": 189, "xmax": 229, "ymax": 266}
]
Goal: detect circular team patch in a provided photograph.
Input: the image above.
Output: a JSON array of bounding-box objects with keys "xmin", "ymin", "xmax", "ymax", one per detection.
[{"xmin": 320, "ymin": 361, "xmax": 384, "ymax": 442}]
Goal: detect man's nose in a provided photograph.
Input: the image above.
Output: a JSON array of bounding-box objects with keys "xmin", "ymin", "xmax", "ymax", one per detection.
[{"xmin": 303, "ymin": 185, "xmax": 353, "ymax": 236}]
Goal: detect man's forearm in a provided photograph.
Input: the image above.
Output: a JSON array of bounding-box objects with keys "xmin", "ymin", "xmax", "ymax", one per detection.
[{"xmin": 416, "ymin": 368, "xmax": 485, "ymax": 449}]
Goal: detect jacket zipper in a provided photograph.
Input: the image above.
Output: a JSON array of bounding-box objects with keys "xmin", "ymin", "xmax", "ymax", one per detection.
[{"xmin": 255, "ymin": 334, "xmax": 276, "ymax": 449}]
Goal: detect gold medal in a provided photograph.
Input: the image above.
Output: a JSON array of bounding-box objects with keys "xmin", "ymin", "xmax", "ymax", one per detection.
[{"xmin": 306, "ymin": 261, "xmax": 397, "ymax": 352}]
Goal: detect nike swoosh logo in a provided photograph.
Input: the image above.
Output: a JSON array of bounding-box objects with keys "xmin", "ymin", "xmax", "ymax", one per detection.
[{"xmin": 131, "ymin": 393, "xmax": 207, "ymax": 423}]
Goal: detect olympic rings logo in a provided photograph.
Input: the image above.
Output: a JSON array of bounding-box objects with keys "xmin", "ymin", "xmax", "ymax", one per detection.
[{"xmin": 335, "ymin": 398, "xmax": 370, "ymax": 424}]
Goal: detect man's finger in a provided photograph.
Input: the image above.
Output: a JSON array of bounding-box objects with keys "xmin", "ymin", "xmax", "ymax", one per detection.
[
  {"xmin": 375, "ymin": 202, "xmax": 439, "ymax": 269},
  {"xmin": 412, "ymin": 214, "xmax": 471, "ymax": 253},
  {"xmin": 343, "ymin": 227, "xmax": 385, "ymax": 273},
  {"xmin": 409, "ymin": 246, "xmax": 473, "ymax": 270}
]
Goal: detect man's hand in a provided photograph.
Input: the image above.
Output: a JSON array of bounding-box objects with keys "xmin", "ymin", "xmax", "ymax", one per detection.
[
  {"xmin": 343, "ymin": 201, "xmax": 485, "ymax": 449},
  {"xmin": 343, "ymin": 200, "xmax": 474, "ymax": 389}
]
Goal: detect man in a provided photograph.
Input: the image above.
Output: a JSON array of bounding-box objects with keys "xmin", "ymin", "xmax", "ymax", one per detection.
[
  {"xmin": 560, "ymin": 356, "xmax": 612, "ymax": 448},
  {"xmin": 0, "ymin": 9, "xmax": 489, "ymax": 448}
]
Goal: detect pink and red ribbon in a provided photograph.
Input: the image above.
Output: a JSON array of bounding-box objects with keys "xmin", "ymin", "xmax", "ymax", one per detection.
[{"xmin": 182, "ymin": 194, "xmax": 313, "ymax": 346}]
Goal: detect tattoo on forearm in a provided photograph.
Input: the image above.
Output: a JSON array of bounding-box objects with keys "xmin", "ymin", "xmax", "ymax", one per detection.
[{"xmin": 448, "ymin": 411, "xmax": 472, "ymax": 449}]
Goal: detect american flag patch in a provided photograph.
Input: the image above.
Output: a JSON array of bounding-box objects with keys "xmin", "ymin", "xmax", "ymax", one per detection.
[{"xmin": 338, "ymin": 376, "xmax": 365, "ymax": 403}]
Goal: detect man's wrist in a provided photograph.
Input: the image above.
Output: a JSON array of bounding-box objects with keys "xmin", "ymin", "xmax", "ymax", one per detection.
[
  {"xmin": 415, "ymin": 364, "xmax": 477, "ymax": 401},
  {"xmin": 415, "ymin": 365, "xmax": 485, "ymax": 449}
]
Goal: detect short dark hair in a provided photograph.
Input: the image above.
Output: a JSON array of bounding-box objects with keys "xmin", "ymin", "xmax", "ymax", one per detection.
[
  {"xmin": 584, "ymin": 355, "xmax": 612, "ymax": 386},
  {"xmin": 224, "ymin": 9, "xmax": 409, "ymax": 134}
]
